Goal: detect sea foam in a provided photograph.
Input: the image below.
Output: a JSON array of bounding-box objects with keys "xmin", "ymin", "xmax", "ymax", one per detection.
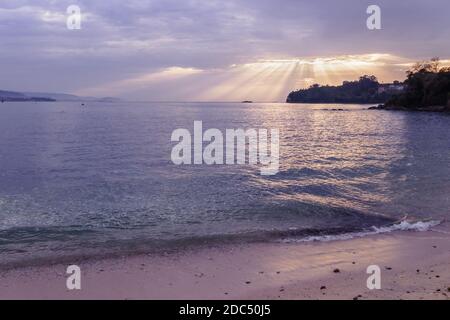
[{"xmin": 282, "ymin": 220, "xmax": 441, "ymax": 243}]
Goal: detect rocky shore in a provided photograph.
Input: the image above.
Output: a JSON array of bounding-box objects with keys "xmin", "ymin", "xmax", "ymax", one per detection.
[{"xmin": 369, "ymin": 104, "xmax": 450, "ymax": 112}]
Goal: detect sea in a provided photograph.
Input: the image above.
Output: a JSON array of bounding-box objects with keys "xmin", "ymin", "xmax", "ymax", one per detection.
[{"xmin": 0, "ymin": 101, "xmax": 449, "ymax": 267}]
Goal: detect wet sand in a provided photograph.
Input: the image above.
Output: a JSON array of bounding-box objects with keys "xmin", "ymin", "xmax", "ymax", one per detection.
[{"xmin": 0, "ymin": 228, "xmax": 449, "ymax": 300}]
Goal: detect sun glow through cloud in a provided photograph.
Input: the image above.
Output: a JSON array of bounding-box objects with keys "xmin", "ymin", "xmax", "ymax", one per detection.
[
  {"xmin": 77, "ymin": 54, "xmax": 419, "ymax": 102},
  {"xmin": 194, "ymin": 53, "xmax": 411, "ymax": 102},
  {"xmin": 77, "ymin": 67, "xmax": 204, "ymax": 97}
]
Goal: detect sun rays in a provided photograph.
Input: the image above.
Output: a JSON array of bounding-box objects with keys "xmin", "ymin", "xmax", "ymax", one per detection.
[
  {"xmin": 76, "ymin": 53, "xmax": 411, "ymax": 102},
  {"xmin": 196, "ymin": 53, "xmax": 408, "ymax": 102}
]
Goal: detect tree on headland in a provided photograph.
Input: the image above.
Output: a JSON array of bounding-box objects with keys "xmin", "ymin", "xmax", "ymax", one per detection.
[
  {"xmin": 386, "ymin": 57, "xmax": 450, "ymax": 109},
  {"xmin": 408, "ymin": 57, "xmax": 441, "ymax": 75}
]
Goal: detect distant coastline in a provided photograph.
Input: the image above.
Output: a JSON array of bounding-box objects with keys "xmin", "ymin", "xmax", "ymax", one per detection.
[
  {"xmin": 0, "ymin": 90, "xmax": 56, "ymax": 102},
  {"xmin": 0, "ymin": 89, "xmax": 121, "ymax": 103}
]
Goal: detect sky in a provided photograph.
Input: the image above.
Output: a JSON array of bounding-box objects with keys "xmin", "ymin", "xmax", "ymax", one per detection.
[{"xmin": 1, "ymin": 0, "xmax": 449, "ymax": 102}]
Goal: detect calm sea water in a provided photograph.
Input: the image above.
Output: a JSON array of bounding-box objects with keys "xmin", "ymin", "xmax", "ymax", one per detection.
[{"xmin": 1, "ymin": 102, "xmax": 450, "ymax": 266}]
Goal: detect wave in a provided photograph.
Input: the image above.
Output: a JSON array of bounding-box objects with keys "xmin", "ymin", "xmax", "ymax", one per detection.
[{"xmin": 281, "ymin": 220, "xmax": 441, "ymax": 243}]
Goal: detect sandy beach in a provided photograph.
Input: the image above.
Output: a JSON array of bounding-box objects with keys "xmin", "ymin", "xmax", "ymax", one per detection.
[{"xmin": 1, "ymin": 225, "xmax": 449, "ymax": 300}]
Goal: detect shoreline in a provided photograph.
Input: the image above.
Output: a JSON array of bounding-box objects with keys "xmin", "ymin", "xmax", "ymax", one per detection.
[
  {"xmin": 0, "ymin": 219, "xmax": 439, "ymax": 272},
  {"xmin": 1, "ymin": 226, "xmax": 449, "ymax": 300}
]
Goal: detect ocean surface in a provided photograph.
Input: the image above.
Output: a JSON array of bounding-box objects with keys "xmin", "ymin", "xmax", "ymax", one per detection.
[{"xmin": 1, "ymin": 102, "xmax": 449, "ymax": 267}]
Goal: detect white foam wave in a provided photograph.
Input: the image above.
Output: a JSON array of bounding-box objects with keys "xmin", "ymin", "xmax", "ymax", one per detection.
[{"xmin": 282, "ymin": 220, "xmax": 441, "ymax": 243}]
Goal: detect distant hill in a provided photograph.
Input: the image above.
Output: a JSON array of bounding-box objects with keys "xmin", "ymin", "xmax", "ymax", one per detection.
[
  {"xmin": 0, "ymin": 90, "xmax": 27, "ymax": 99},
  {"xmin": 286, "ymin": 75, "xmax": 403, "ymax": 104},
  {"xmin": 0, "ymin": 90, "xmax": 121, "ymax": 103},
  {"xmin": 22, "ymin": 92, "xmax": 83, "ymax": 101},
  {"xmin": 0, "ymin": 90, "xmax": 55, "ymax": 102}
]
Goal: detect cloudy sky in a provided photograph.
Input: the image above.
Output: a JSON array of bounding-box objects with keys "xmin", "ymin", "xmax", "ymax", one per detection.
[{"xmin": 1, "ymin": 0, "xmax": 449, "ymax": 101}]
